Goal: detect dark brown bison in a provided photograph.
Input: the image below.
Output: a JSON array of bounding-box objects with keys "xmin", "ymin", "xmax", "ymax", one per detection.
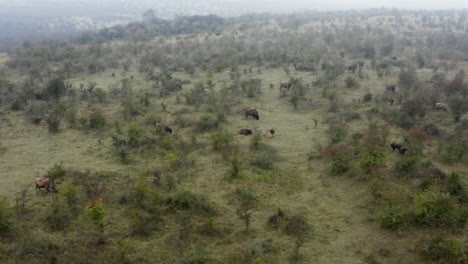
[
  {"xmin": 245, "ymin": 109, "xmax": 259, "ymax": 120},
  {"xmin": 239, "ymin": 129, "xmax": 253, "ymax": 135},
  {"xmin": 348, "ymin": 64, "xmax": 358, "ymax": 73},
  {"xmin": 389, "ymin": 98, "xmax": 394, "ymax": 105},
  {"xmin": 390, "ymin": 143, "xmax": 402, "ymax": 151},
  {"xmin": 155, "ymin": 123, "xmax": 172, "ymax": 133},
  {"xmin": 35, "ymin": 178, "xmax": 57, "ymax": 193},
  {"xmin": 280, "ymin": 82, "xmax": 293, "ymax": 91},
  {"xmin": 399, "ymin": 148, "xmax": 408, "ymax": 155},
  {"xmin": 391, "ymin": 56, "xmax": 398, "ymax": 60},
  {"xmin": 386, "ymin": 85, "xmax": 396, "ymax": 92},
  {"xmin": 435, "ymin": 103, "xmax": 448, "ymax": 111}
]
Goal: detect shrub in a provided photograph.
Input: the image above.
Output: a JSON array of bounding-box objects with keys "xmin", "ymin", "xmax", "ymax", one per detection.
[
  {"xmin": 345, "ymin": 76, "xmax": 359, "ymax": 88},
  {"xmin": 360, "ymin": 149, "xmax": 385, "ymax": 174},
  {"xmin": 250, "ymin": 147, "xmax": 279, "ymax": 170},
  {"xmin": 211, "ymin": 131, "xmax": 234, "ymax": 157},
  {"xmin": 413, "ymin": 190, "xmax": 463, "ymax": 228},
  {"xmin": 91, "ymin": 88, "xmax": 107, "ymax": 103},
  {"xmin": 45, "ymin": 78, "xmax": 67, "ymax": 100},
  {"xmin": 229, "ymin": 153, "xmax": 242, "ymax": 179},
  {"xmin": 196, "ymin": 114, "xmax": 218, "ymax": 132},
  {"xmin": 328, "ymin": 122, "xmax": 348, "ymax": 144},
  {"xmin": 250, "ymin": 132, "xmax": 262, "ymax": 150},
  {"xmin": 127, "ymin": 123, "xmax": 143, "ymax": 147},
  {"xmin": 441, "ymin": 141, "xmax": 466, "ymax": 164},
  {"xmin": 363, "ymin": 93, "xmax": 373, "ymax": 102},
  {"xmin": 323, "ymin": 146, "xmax": 353, "ymax": 175},
  {"xmin": 46, "ymin": 110, "xmax": 62, "ymax": 133},
  {"xmin": 394, "ymin": 155, "xmax": 420, "ymax": 176},
  {"xmin": 47, "ymin": 163, "xmax": 66, "ymax": 181},
  {"xmin": 164, "ymin": 191, "xmax": 216, "ymax": 216},
  {"xmin": 379, "ymin": 205, "xmax": 408, "ymax": 230},
  {"xmin": 129, "ymin": 209, "xmax": 160, "ymax": 237},
  {"xmin": 422, "ymin": 235, "xmax": 466, "ymax": 263},
  {"xmin": 0, "ymin": 199, "xmax": 12, "ymax": 234},
  {"xmin": 232, "ymin": 189, "xmax": 258, "ymax": 231},
  {"xmin": 85, "ymin": 198, "xmax": 108, "ymax": 226},
  {"xmin": 446, "ymin": 171, "xmax": 466, "ymax": 202},
  {"xmin": 46, "ymin": 196, "xmax": 69, "ymax": 231},
  {"xmin": 89, "ymin": 111, "xmax": 106, "ymax": 129}
]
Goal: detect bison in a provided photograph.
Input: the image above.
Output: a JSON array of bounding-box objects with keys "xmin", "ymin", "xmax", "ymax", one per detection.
[
  {"xmin": 390, "ymin": 143, "xmax": 402, "ymax": 151},
  {"xmin": 245, "ymin": 109, "xmax": 259, "ymax": 120},
  {"xmin": 399, "ymin": 148, "xmax": 408, "ymax": 155},
  {"xmin": 280, "ymin": 82, "xmax": 293, "ymax": 91},
  {"xmin": 35, "ymin": 178, "xmax": 57, "ymax": 193},
  {"xmin": 435, "ymin": 103, "xmax": 448, "ymax": 112},
  {"xmin": 386, "ymin": 85, "xmax": 396, "ymax": 92},
  {"xmin": 239, "ymin": 129, "xmax": 253, "ymax": 135},
  {"xmin": 155, "ymin": 123, "xmax": 172, "ymax": 134}
]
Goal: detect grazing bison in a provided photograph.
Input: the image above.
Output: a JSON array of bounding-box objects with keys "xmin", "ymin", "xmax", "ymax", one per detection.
[
  {"xmin": 399, "ymin": 148, "xmax": 408, "ymax": 155},
  {"xmin": 155, "ymin": 123, "xmax": 172, "ymax": 134},
  {"xmin": 35, "ymin": 178, "xmax": 56, "ymax": 193},
  {"xmin": 386, "ymin": 85, "xmax": 396, "ymax": 92},
  {"xmin": 245, "ymin": 109, "xmax": 259, "ymax": 120},
  {"xmin": 390, "ymin": 143, "xmax": 402, "ymax": 151},
  {"xmin": 389, "ymin": 98, "xmax": 394, "ymax": 105},
  {"xmin": 435, "ymin": 103, "xmax": 448, "ymax": 111},
  {"xmin": 280, "ymin": 82, "xmax": 293, "ymax": 91},
  {"xmin": 391, "ymin": 56, "xmax": 398, "ymax": 60},
  {"xmin": 239, "ymin": 129, "xmax": 253, "ymax": 135}
]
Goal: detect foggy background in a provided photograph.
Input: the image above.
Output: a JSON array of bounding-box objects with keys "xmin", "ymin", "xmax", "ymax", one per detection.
[{"xmin": 0, "ymin": 0, "xmax": 466, "ymax": 52}]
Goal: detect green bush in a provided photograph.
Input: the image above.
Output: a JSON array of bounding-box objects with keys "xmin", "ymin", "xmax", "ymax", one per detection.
[
  {"xmin": 394, "ymin": 155, "xmax": 420, "ymax": 176},
  {"xmin": 328, "ymin": 122, "xmax": 349, "ymax": 144},
  {"xmin": 0, "ymin": 199, "xmax": 12, "ymax": 234},
  {"xmin": 196, "ymin": 114, "xmax": 219, "ymax": 132},
  {"xmin": 89, "ymin": 111, "xmax": 106, "ymax": 129},
  {"xmin": 250, "ymin": 147, "xmax": 279, "ymax": 170},
  {"xmin": 360, "ymin": 149, "xmax": 385, "ymax": 174},
  {"xmin": 345, "ymin": 76, "xmax": 359, "ymax": 88},
  {"xmin": 422, "ymin": 235, "xmax": 466, "ymax": 263},
  {"xmin": 441, "ymin": 142, "xmax": 466, "ymax": 164},
  {"xmin": 413, "ymin": 190, "xmax": 463, "ymax": 227},
  {"xmin": 447, "ymin": 171, "xmax": 466, "ymax": 202},
  {"xmin": 379, "ymin": 205, "xmax": 408, "ymax": 230},
  {"xmin": 324, "ymin": 146, "xmax": 353, "ymax": 175},
  {"xmin": 47, "ymin": 163, "xmax": 66, "ymax": 181},
  {"xmin": 127, "ymin": 123, "xmax": 143, "ymax": 147},
  {"xmin": 46, "ymin": 196, "xmax": 69, "ymax": 231},
  {"xmin": 164, "ymin": 191, "xmax": 217, "ymax": 216}
]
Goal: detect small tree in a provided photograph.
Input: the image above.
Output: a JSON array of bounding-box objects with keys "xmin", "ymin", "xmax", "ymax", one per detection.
[
  {"xmin": 233, "ymin": 189, "xmax": 258, "ymax": 231},
  {"xmin": 284, "ymin": 214, "xmax": 311, "ymax": 260}
]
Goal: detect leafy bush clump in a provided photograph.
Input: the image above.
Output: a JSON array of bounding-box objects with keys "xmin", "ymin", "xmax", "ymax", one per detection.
[
  {"xmin": 164, "ymin": 191, "xmax": 217, "ymax": 216},
  {"xmin": 328, "ymin": 122, "xmax": 349, "ymax": 144},
  {"xmin": 345, "ymin": 76, "xmax": 359, "ymax": 88},
  {"xmin": 89, "ymin": 111, "xmax": 106, "ymax": 129},
  {"xmin": 47, "ymin": 163, "xmax": 66, "ymax": 181},
  {"xmin": 413, "ymin": 190, "xmax": 465, "ymax": 228},
  {"xmin": 422, "ymin": 235, "xmax": 466, "ymax": 263},
  {"xmin": 379, "ymin": 205, "xmax": 409, "ymax": 230},
  {"xmin": 0, "ymin": 199, "xmax": 12, "ymax": 234},
  {"xmin": 196, "ymin": 114, "xmax": 219, "ymax": 132},
  {"xmin": 250, "ymin": 147, "xmax": 279, "ymax": 170},
  {"xmin": 323, "ymin": 146, "xmax": 354, "ymax": 175}
]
